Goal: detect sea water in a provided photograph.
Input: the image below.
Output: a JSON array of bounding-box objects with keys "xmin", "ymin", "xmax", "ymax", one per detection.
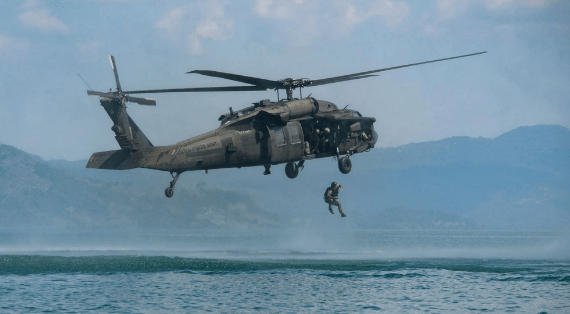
[{"xmin": 1, "ymin": 230, "xmax": 569, "ymax": 313}]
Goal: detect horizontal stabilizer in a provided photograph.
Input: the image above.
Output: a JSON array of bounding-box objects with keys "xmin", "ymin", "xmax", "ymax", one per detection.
[{"xmin": 86, "ymin": 149, "xmax": 136, "ymax": 170}]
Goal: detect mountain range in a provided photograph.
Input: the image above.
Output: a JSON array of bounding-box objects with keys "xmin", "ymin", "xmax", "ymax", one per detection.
[{"xmin": 1, "ymin": 125, "xmax": 569, "ymax": 231}]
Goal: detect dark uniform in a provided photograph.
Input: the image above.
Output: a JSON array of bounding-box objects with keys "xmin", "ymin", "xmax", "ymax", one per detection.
[{"xmin": 324, "ymin": 181, "xmax": 346, "ymax": 217}]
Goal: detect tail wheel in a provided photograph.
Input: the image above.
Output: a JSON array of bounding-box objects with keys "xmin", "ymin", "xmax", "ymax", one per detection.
[
  {"xmin": 338, "ymin": 157, "xmax": 352, "ymax": 174},
  {"xmin": 165, "ymin": 187, "xmax": 174, "ymax": 198},
  {"xmin": 285, "ymin": 162, "xmax": 299, "ymax": 179}
]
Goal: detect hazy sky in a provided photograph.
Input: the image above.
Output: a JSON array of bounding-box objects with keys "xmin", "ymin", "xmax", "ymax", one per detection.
[{"xmin": 1, "ymin": 0, "xmax": 568, "ymax": 160}]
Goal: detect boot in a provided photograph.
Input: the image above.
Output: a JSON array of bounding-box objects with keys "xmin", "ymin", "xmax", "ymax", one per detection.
[{"xmin": 338, "ymin": 204, "xmax": 347, "ymax": 217}]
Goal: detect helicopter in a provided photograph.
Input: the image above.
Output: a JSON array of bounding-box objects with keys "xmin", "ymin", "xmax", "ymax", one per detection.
[{"xmin": 86, "ymin": 51, "xmax": 486, "ymax": 198}]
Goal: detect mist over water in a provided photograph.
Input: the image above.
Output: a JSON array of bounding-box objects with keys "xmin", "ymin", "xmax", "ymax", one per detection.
[{"xmin": 2, "ymin": 228, "xmax": 569, "ymax": 261}]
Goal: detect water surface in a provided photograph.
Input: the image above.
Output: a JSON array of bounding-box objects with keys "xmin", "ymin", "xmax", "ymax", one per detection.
[{"xmin": 1, "ymin": 230, "xmax": 568, "ymax": 313}]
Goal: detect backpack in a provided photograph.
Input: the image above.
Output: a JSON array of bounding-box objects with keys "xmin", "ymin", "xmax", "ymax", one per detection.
[{"xmin": 324, "ymin": 187, "xmax": 332, "ymax": 202}]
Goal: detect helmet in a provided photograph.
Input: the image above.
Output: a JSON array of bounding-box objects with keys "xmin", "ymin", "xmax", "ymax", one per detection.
[
  {"xmin": 315, "ymin": 129, "xmax": 320, "ymax": 134},
  {"xmin": 324, "ymin": 128, "xmax": 330, "ymax": 134},
  {"xmin": 331, "ymin": 181, "xmax": 337, "ymax": 187}
]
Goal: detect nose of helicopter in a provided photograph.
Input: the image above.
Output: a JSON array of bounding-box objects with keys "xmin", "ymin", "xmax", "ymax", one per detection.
[{"xmin": 372, "ymin": 130, "xmax": 378, "ymax": 146}]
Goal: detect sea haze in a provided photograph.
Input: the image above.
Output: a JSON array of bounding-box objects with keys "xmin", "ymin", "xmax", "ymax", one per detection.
[{"xmin": 1, "ymin": 229, "xmax": 570, "ymax": 261}]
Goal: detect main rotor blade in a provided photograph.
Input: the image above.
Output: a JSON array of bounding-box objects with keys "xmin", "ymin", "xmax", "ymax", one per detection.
[
  {"xmin": 188, "ymin": 70, "xmax": 279, "ymax": 89},
  {"xmin": 109, "ymin": 55, "xmax": 122, "ymax": 93},
  {"xmin": 310, "ymin": 51, "xmax": 487, "ymax": 87},
  {"xmin": 124, "ymin": 86, "xmax": 267, "ymax": 94},
  {"xmin": 310, "ymin": 74, "xmax": 379, "ymax": 87}
]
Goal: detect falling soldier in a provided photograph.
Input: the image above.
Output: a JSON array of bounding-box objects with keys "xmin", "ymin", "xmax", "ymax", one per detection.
[{"xmin": 324, "ymin": 181, "xmax": 346, "ymax": 217}]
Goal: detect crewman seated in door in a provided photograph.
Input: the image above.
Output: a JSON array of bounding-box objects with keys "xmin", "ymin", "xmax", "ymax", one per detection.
[
  {"xmin": 309, "ymin": 129, "xmax": 321, "ymax": 154},
  {"xmin": 321, "ymin": 127, "xmax": 331, "ymax": 153}
]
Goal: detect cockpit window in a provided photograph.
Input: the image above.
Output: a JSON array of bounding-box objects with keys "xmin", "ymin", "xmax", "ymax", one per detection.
[{"xmin": 352, "ymin": 111, "xmax": 361, "ymax": 117}]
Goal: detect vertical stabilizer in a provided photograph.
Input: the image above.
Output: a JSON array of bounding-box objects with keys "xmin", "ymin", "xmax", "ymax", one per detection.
[
  {"xmin": 100, "ymin": 98, "xmax": 153, "ymax": 150},
  {"xmin": 87, "ymin": 55, "xmax": 156, "ymax": 151}
]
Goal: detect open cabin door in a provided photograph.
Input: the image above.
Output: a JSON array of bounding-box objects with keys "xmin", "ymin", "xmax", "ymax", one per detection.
[{"xmin": 267, "ymin": 121, "xmax": 304, "ymax": 164}]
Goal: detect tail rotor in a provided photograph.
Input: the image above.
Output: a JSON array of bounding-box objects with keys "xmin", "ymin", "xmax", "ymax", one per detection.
[
  {"xmin": 109, "ymin": 55, "xmax": 122, "ymax": 94},
  {"xmin": 87, "ymin": 55, "xmax": 154, "ymax": 151},
  {"xmin": 87, "ymin": 55, "xmax": 156, "ymax": 106}
]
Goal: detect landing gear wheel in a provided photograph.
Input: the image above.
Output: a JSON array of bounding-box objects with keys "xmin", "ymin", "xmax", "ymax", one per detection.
[
  {"xmin": 285, "ymin": 161, "xmax": 299, "ymax": 179},
  {"xmin": 165, "ymin": 172, "xmax": 182, "ymax": 198},
  {"xmin": 338, "ymin": 156, "xmax": 352, "ymax": 174}
]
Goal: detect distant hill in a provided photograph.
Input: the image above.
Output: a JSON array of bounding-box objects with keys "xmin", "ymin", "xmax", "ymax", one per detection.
[
  {"xmin": 372, "ymin": 125, "xmax": 570, "ymax": 171},
  {"xmin": 347, "ymin": 125, "xmax": 570, "ymax": 230},
  {"xmin": 1, "ymin": 125, "xmax": 569, "ymax": 231},
  {"xmin": 0, "ymin": 145, "xmax": 279, "ymax": 230}
]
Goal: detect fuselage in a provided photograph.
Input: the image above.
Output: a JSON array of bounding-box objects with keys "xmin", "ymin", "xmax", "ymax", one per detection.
[{"xmin": 132, "ymin": 97, "xmax": 377, "ymax": 173}]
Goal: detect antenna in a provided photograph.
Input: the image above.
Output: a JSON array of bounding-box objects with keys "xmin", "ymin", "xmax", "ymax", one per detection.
[{"xmin": 78, "ymin": 73, "xmax": 93, "ymax": 91}]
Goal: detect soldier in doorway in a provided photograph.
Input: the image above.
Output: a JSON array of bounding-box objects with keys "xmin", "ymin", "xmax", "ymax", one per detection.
[
  {"xmin": 309, "ymin": 129, "xmax": 321, "ymax": 154},
  {"xmin": 304, "ymin": 140, "xmax": 310, "ymax": 155},
  {"xmin": 324, "ymin": 181, "xmax": 346, "ymax": 217},
  {"xmin": 321, "ymin": 127, "xmax": 331, "ymax": 153}
]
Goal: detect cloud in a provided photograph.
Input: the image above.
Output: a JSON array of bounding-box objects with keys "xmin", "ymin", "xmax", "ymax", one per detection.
[
  {"xmin": 341, "ymin": 0, "xmax": 410, "ymax": 28},
  {"xmin": 250, "ymin": 0, "xmax": 409, "ymax": 46},
  {"xmin": 253, "ymin": 0, "xmax": 307, "ymax": 20},
  {"xmin": 427, "ymin": 0, "xmax": 559, "ymax": 37},
  {"xmin": 254, "ymin": 0, "xmax": 409, "ymax": 26},
  {"xmin": 435, "ymin": 0, "xmax": 556, "ymax": 18},
  {"xmin": 77, "ymin": 41, "xmax": 101, "ymax": 55},
  {"xmin": 485, "ymin": 0, "xmax": 555, "ymax": 10},
  {"xmin": 0, "ymin": 35, "xmax": 31, "ymax": 60},
  {"xmin": 156, "ymin": 1, "xmax": 233, "ymax": 55},
  {"xmin": 436, "ymin": 0, "xmax": 473, "ymax": 19},
  {"xmin": 18, "ymin": 0, "xmax": 70, "ymax": 33},
  {"xmin": 156, "ymin": 6, "xmax": 187, "ymax": 34}
]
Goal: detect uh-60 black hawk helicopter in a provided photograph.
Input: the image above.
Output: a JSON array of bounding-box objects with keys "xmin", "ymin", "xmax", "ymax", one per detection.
[{"xmin": 86, "ymin": 51, "xmax": 486, "ymax": 198}]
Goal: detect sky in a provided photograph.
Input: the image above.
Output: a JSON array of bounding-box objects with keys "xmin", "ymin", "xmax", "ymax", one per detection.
[{"xmin": 0, "ymin": 0, "xmax": 568, "ymax": 161}]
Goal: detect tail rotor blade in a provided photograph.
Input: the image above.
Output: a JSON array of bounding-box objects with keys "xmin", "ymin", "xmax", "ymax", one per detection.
[
  {"xmin": 109, "ymin": 55, "xmax": 122, "ymax": 93},
  {"xmin": 127, "ymin": 96, "xmax": 156, "ymax": 106},
  {"xmin": 87, "ymin": 90, "xmax": 115, "ymax": 98}
]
